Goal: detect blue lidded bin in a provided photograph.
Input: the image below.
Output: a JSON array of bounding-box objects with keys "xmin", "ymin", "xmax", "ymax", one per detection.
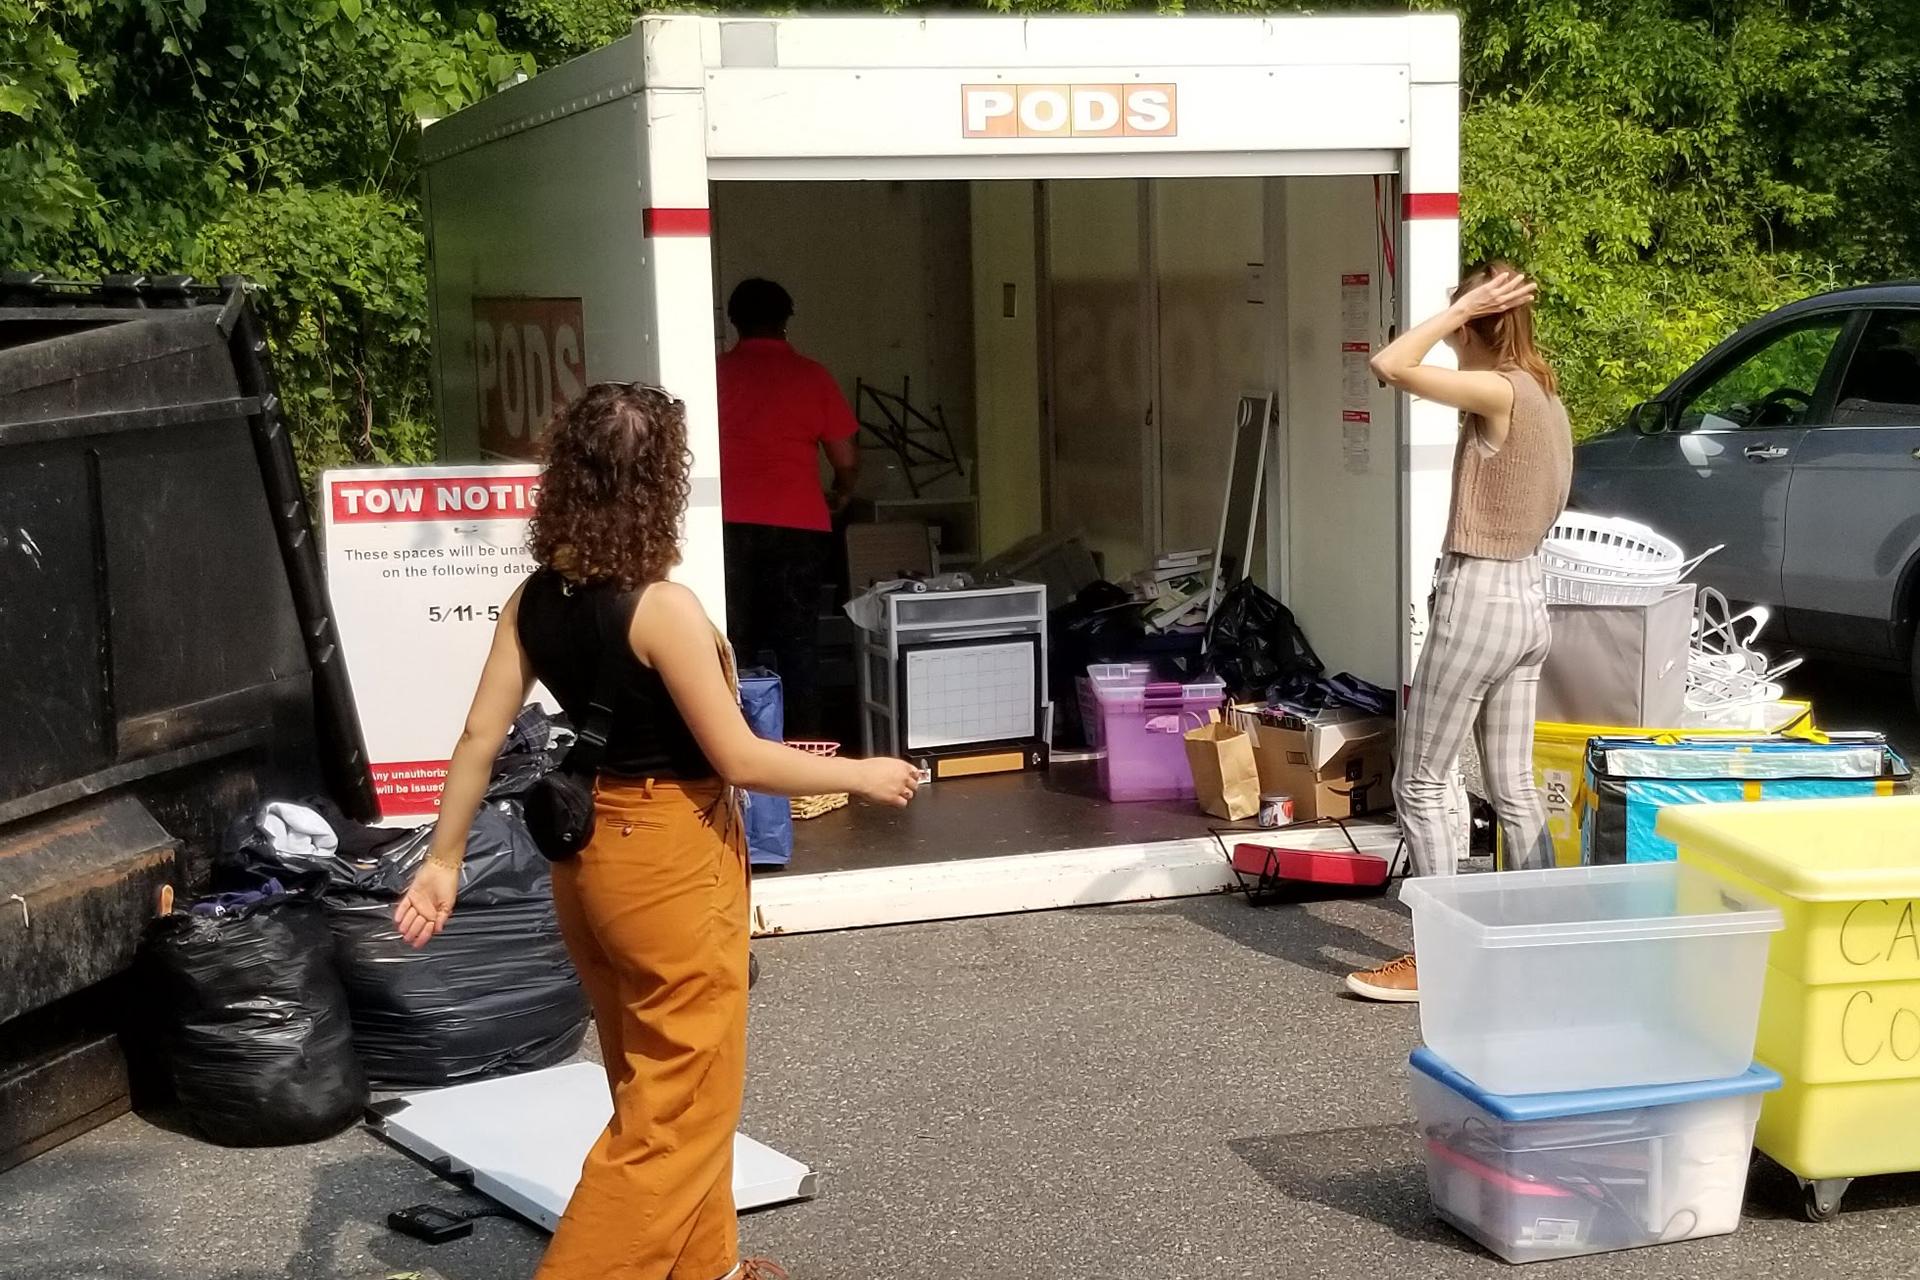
[{"xmin": 1408, "ymin": 1047, "xmax": 1780, "ymax": 1264}]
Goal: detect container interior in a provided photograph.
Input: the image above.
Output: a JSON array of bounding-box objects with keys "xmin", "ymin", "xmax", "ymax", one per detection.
[{"xmin": 424, "ymin": 142, "xmax": 1412, "ymax": 874}]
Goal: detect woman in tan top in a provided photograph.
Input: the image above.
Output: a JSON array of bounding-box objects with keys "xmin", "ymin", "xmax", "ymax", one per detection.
[{"xmin": 1348, "ymin": 262, "xmax": 1573, "ymax": 1003}]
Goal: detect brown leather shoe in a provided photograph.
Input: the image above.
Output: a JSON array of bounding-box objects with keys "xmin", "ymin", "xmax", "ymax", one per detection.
[
  {"xmin": 1346, "ymin": 953, "xmax": 1419, "ymax": 1002},
  {"xmin": 739, "ymin": 1261, "xmax": 790, "ymax": 1280}
]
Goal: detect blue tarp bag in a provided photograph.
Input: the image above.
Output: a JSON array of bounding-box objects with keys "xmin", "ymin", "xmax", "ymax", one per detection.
[
  {"xmin": 1581, "ymin": 734, "xmax": 1909, "ymax": 864},
  {"xmin": 738, "ymin": 667, "xmax": 793, "ymax": 867}
]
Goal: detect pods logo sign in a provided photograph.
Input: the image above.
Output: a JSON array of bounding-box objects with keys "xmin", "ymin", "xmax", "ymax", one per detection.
[
  {"xmin": 472, "ymin": 297, "xmax": 587, "ymax": 459},
  {"xmin": 961, "ymin": 83, "xmax": 1177, "ymax": 139}
]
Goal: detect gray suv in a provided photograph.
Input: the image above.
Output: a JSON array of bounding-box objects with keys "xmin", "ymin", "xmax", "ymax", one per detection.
[{"xmin": 1571, "ymin": 284, "xmax": 1920, "ymax": 706}]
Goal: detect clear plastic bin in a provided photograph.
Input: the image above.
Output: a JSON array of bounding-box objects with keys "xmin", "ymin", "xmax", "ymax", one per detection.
[
  {"xmin": 1411, "ymin": 1048, "xmax": 1778, "ymax": 1264},
  {"xmin": 1401, "ymin": 863, "xmax": 1783, "ymax": 1095},
  {"xmin": 1087, "ymin": 667, "xmax": 1224, "ymax": 802}
]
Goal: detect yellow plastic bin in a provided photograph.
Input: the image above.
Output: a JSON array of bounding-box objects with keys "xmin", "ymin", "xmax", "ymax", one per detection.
[
  {"xmin": 1659, "ymin": 796, "xmax": 1920, "ymax": 1221},
  {"xmin": 1502, "ymin": 700, "xmax": 1818, "ymax": 869}
]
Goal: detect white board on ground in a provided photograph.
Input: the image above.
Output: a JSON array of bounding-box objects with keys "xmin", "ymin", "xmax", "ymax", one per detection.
[
  {"xmin": 372, "ymin": 1063, "xmax": 816, "ymax": 1229},
  {"xmin": 321, "ymin": 465, "xmax": 551, "ymax": 821}
]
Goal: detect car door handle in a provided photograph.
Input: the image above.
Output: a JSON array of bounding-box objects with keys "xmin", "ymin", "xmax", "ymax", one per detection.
[{"xmin": 1744, "ymin": 444, "xmax": 1790, "ymax": 461}]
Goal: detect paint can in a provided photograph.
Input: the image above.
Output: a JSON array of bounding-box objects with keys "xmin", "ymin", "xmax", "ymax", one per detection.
[{"xmin": 1258, "ymin": 793, "xmax": 1295, "ymax": 829}]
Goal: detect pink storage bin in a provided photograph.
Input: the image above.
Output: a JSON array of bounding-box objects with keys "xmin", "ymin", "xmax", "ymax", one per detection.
[
  {"xmin": 1077, "ymin": 663, "xmax": 1148, "ymax": 752},
  {"xmin": 1088, "ymin": 668, "xmax": 1226, "ymax": 802}
]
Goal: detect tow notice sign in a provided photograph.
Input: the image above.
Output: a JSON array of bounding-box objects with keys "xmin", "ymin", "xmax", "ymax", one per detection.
[{"xmin": 322, "ymin": 464, "xmax": 552, "ymax": 820}]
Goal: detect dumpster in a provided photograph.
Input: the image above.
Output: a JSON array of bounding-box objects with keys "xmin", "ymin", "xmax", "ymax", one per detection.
[
  {"xmin": 0, "ymin": 274, "xmax": 373, "ymax": 1169},
  {"xmin": 1661, "ymin": 796, "xmax": 1920, "ymax": 1220}
]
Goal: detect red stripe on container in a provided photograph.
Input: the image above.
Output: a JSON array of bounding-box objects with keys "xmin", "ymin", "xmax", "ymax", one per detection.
[
  {"xmin": 1402, "ymin": 193, "xmax": 1461, "ymax": 221},
  {"xmin": 643, "ymin": 208, "xmax": 712, "ymax": 237}
]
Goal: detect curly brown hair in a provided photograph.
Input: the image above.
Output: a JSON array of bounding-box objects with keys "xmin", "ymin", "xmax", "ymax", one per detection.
[{"xmin": 528, "ymin": 382, "xmax": 691, "ymax": 589}]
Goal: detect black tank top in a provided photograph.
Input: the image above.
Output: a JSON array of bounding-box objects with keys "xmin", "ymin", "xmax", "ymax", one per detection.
[{"xmin": 516, "ymin": 570, "xmax": 714, "ymax": 779}]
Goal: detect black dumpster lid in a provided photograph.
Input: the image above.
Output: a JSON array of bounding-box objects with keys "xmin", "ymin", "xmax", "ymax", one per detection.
[{"xmin": 0, "ymin": 275, "xmax": 374, "ymax": 825}]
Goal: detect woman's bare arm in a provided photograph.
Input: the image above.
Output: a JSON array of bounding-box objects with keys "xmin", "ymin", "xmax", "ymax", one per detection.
[
  {"xmin": 422, "ymin": 583, "xmax": 536, "ymax": 864},
  {"xmin": 1370, "ymin": 271, "xmax": 1537, "ymax": 449},
  {"xmin": 397, "ymin": 583, "xmax": 536, "ymax": 947},
  {"xmin": 637, "ymin": 581, "xmax": 917, "ymax": 803}
]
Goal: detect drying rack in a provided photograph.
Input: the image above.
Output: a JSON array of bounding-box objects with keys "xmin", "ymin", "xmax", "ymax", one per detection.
[{"xmin": 856, "ymin": 376, "xmax": 963, "ymax": 498}]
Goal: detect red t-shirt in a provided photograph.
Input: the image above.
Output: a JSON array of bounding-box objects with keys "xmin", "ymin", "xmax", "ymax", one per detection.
[{"xmin": 717, "ymin": 338, "xmax": 859, "ymax": 532}]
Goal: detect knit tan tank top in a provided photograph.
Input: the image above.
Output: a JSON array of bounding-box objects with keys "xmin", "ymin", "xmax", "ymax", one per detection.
[{"xmin": 1443, "ymin": 369, "xmax": 1573, "ymax": 561}]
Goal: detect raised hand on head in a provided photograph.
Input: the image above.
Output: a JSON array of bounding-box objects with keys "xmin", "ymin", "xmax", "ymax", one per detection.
[{"xmin": 1452, "ymin": 270, "xmax": 1538, "ymax": 321}]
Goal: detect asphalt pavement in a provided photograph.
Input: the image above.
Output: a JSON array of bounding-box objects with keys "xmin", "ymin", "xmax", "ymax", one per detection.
[
  {"xmin": 7, "ymin": 886, "xmax": 1920, "ymax": 1280},
  {"xmin": 3, "ymin": 658, "xmax": 1912, "ymax": 1280}
]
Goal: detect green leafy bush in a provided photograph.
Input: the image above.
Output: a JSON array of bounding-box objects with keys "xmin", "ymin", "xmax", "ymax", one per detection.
[{"xmin": 5, "ymin": 0, "xmax": 1916, "ymax": 461}]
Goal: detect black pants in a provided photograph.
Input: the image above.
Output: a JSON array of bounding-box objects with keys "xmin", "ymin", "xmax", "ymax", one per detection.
[{"xmin": 724, "ymin": 522, "xmax": 828, "ymax": 740}]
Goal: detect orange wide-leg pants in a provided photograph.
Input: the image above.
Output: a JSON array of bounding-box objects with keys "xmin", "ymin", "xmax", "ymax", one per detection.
[{"xmin": 537, "ymin": 777, "xmax": 750, "ymax": 1280}]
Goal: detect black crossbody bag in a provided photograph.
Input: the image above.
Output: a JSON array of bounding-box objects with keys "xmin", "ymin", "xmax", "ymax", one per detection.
[{"xmin": 523, "ymin": 592, "xmax": 623, "ymax": 862}]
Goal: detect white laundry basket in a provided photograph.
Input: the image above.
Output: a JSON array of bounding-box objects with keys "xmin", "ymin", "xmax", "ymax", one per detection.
[{"xmin": 1542, "ymin": 514, "xmax": 1718, "ymax": 606}]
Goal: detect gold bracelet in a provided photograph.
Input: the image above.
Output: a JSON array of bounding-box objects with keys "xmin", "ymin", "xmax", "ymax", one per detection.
[{"xmin": 426, "ymin": 848, "xmax": 465, "ymax": 871}]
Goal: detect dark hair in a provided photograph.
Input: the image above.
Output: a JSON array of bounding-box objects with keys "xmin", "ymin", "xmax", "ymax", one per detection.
[
  {"xmin": 1455, "ymin": 259, "xmax": 1560, "ymax": 397},
  {"xmin": 528, "ymin": 383, "xmax": 690, "ymax": 590},
  {"xmin": 726, "ymin": 278, "xmax": 793, "ymax": 337}
]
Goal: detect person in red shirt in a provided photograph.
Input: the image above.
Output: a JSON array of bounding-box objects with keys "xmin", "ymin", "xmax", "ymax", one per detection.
[{"xmin": 717, "ymin": 278, "xmax": 859, "ymax": 740}]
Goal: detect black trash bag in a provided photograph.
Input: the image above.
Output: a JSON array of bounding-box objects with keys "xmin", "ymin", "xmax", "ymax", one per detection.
[
  {"xmin": 220, "ymin": 708, "xmax": 561, "ymax": 886},
  {"xmin": 219, "ymin": 800, "xmax": 410, "ymax": 883},
  {"xmin": 321, "ymin": 802, "xmax": 589, "ymax": 1089},
  {"xmin": 142, "ymin": 878, "xmax": 366, "ymax": 1147},
  {"xmin": 488, "ymin": 704, "xmax": 567, "ymax": 801},
  {"xmin": 1267, "ymin": 670, "xmax": 1396, "ymax": 719},
  {"xmin": 1204, "ymin": 579, "xmax": 1324, "ymax": 700}
]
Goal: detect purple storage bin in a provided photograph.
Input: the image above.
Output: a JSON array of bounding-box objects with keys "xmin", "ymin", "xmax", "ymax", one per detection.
[
  {"xmin": 1077, "ymin": 663, "xmax": 1147, "ymax": 752},
  {"xmin": 1089, "ymin": 668, "xmax": 1226, "ymax": 802}
]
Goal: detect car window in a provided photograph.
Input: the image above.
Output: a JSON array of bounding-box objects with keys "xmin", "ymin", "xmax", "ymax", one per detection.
[
  {"xmin": 1831, "ymin": 310, "xmax": 1920, "ymax": 426},
  {"xmin": 1676, "ymin": 316, "xmax": 1846, "ymax": 432}
]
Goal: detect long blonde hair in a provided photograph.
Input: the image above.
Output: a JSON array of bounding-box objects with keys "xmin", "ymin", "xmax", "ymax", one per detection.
[{"xmin": 1456, "ymin": 259, "xmax": 1559, "ymax": 397}]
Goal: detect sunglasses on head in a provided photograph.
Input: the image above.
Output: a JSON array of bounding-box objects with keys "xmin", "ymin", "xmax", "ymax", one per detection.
[{"xmin": 598, "ymin": 380, "xmax": 684, "ymax": 407}]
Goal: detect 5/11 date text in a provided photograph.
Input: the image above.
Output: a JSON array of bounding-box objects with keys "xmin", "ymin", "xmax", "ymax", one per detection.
[{"xmin": 428, "ymin": 604, "xmax": 503, "ymax": 624}]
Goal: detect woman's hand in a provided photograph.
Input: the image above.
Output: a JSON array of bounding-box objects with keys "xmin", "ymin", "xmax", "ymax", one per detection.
[
  {"xmin": 853, "ymin": 757, "xmax": 922, "ymax": 808},
  {"xmin": 394, "ymin": 860, "xmax": 460, "ymax": 949},
  {"xmin": 1451, "ymin": 269, "xmax": 1538, "ymax": 323}
]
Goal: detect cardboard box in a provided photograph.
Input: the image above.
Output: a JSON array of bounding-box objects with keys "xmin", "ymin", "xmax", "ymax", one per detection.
[{"xmin": 1234, "ymin": 705, "xmax": 1396, "ymax": 821}]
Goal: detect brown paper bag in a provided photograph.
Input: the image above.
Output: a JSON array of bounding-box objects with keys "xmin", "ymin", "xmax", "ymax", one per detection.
[{"xmin": 1184, "ymin": 719, "xmax": 1261, "ymax": 821}]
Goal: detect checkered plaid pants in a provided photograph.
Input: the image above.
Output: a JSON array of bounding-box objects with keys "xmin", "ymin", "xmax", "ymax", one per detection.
[{"xmin": 1397, "ymin": 554, "xmax": 1554, "ymax": 878}]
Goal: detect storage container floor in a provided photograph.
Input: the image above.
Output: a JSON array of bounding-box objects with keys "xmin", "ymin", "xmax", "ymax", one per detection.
[
  {"xmin": 782, "ymin": 758, "xmax": 1223, "ymax": 874},
  {"xmin": 5, "ymin": 893, "xmax": 1918, "ymax": 1280}
]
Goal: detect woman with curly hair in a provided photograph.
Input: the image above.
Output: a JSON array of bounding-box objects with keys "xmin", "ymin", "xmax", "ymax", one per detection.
[{"xmin": 394, "ymin": 383, "xmax": 920, "ymax": 1280}]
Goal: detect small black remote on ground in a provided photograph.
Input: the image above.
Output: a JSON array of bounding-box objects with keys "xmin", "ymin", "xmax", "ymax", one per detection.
[{"xmin": 388, "ymin": 1204, "xmax": 476, "ymax": 1244}]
